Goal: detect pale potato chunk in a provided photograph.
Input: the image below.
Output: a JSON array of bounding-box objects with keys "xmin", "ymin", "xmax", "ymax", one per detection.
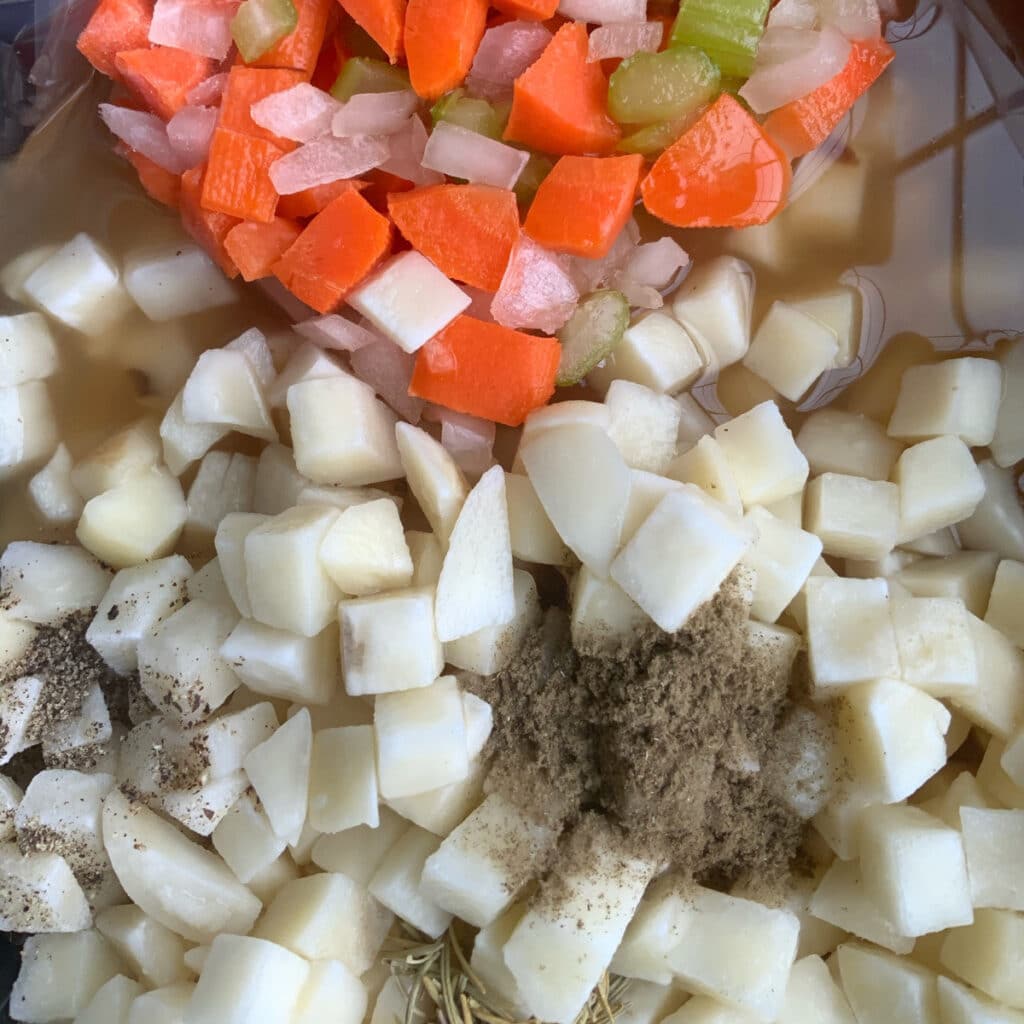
[
  {"xmin": 986, "ymin": 560, "xmax": 1024, "ymax": 648},
  {"xmin": 621, "ymin": 470, "xmax": 685, "ymax": 545},
  {"xmin": 937, "ymin": 975, "xmax": 1024, "ymax": 1024},
  {"xmin": 310, "ymin": 806, "xmax": 407, "ymax": 885},
  {"xmin": 676, "ymin": 393, "xmax": 716, "ymax": 447},
  {"xmin": 919, "ymin": 771, "xmax": 992, "ymax": 830},
  {"xmin": 126, "ymin": 982, "xmax": 195, "ymax": 1023},
  {"xmin": 608, "ymin": 981, "xmax": 685, "ymax": 1024},
  {"xmin": 75, "ymin": 975, "xmax": 143, "ymax": 1024},
  {"xmin": 954, "ymin": 615, "xmax": 1024, "ymax": 740},
  {"xmin": 0, "ymin": 381, "xmax": 57, "ymax": 479},
  {"xmin": 667, "ymin": 436, "xmax": 742, "ymax": 515},
  {"xmin": 293, "ymin": 959, "xmax": 368, "ymax": 1024},
  {"xmin": 777, "ymin": 955, "xmax": 856, "ymax": 1024},
  {"xmin": 670, "ymin": 256, "xmax": 754, "ymax": 371},
  {"xmin": 662, "ymin": 996, "xmax": 759, "ymax": 1022},
  {"xmin": 570, "ymin": 567, "xmax": 650, "ymax": 654},
  {"xmin": 791, "ymin": 287, "xmax": 859, "ymax": 367},
  {"xmin": 521, "ymin": 400, "xmax": 610, "ymax": 439},
  {"xmin": 892, "ymin": 596, "xmax": 978, "ymax": 698},
  {"xmin": 895, "ymin": 551, "xmax": 999, "ymax": 618},
  {"xmin": 805, "ymin": 472, "xmax": 899, "ymax": 560},
  {"xmin": 612, "ymin": 873, "xmax": 687, "ymax": 985},
  {"xmin": 941, "ymin": 910, "xmax": 1024, "ymax": 1009},
  {"xmin": 837, "ymin": 943, "xmax": 940, "ymax": 1024},
  {"xmin": 743, "ymin": 301, "xmax": 838, "ymax": 401},
  {"xmin": 0, "ymin": 244, "xmax": 59, "ymax": 305},
  {"xmin": 590, "ymin": 311, "xmax": 704, "ymax": 394},
  {"xmin": 0, "ymin": 675, "xmax": 44, "ymax": 765},
  {"xmin": 94, "ymin": 904, "xmax": 189, "ymax": 988},
  {"xmin": 182, "ymin": 349, "xmax": 275, "ymax": 441},
  {"xmin": 28, "ymin": 443, "xmax": 81, "ymax": 526},
  {"xmin": 159, "ymin": 393, "xmax": 228, "ymax": 477},
  {"xmin": 368, "ymin": 826, "xmax": 452, "ymax": 938},
  {"xmin": 214, "ymin": 512, "xmax": 268, "ymax": 617},
  {"xmin": 470, "ymin": 904, "xmax": 532, "ymax": 1018},
  {"xmin": 319, "ymin": 499, "xmax": 412, "ymax": 596},
  {"xmin": 741, "ymin": 506, "xmax": 822, "ymax": 624},
  {"xmin": 212, "ymin": 791, "xmax": 286, "ymax": 883},
  {"xmin": 183, "ymin": 451, "xmax": 256, "ymax": 549},
  {"xmin": 395, "ymin": 422, "xmax": 468, "ymax": 543},
  {"xmin": 385, "ymin": 761, "xmax": 485, "ymax": 838},
  {"xmin": 960, "ymin": 808, "xmax": 1024, "ymax": 911},
  {"xmin": 308, "ymin": 725, "xmax": 378, "ymax": 833},
  {"xmin": 267, "ymin": 341, "xmax": 345, "ymax": 409},
  {"xmin": 604, "ymin": 379, "xmax": 681, "ymax": 474},
  {"xmin": 407, "ymin": 531, "xmax": 444, "ymax": 587},
  {"xmin": 1003, "ymin": 729, "xmax": 1024, "ymax": 789},
  {"xmin": 71, "ymin": 419, "xmax": 161, "ymax": 501},
  {"xmin": 123, "ymin": 242, "xmax": 237, "ymax": 321},
  {"xmin": 505, "ymin": 474, "xmax": 572, "ymax": 566},
  {"xmin": 243, "ymin": 709, "xmax": 311, "ymax": 846},
  {"xmin": 0, "ymin": 541, "xmax": 110, "ymax": 624},
  {"xmin": 977, "ymin": 740, "xmax": 1024, "ymax": 810},
  {"xmin": 959, "ymin": 460, "xmax": 1024, "ymax": 562},
  {"xmin": 795, "ymin": 409, "xmax": 901, "ymax": 482},
  {"xmin": 253, "ymin": 444, "xmax": 310, "ymax": 515},
  {"xmin": 0, "ymin": 843, "xmax": 90, "ymax": 933},
  {"xmin": 159, "ymin": 772, "xmax": 249, "ymax": 837},
  {"xmin": 992, "ymin": 341, "xmax": 1024, "ymax": 469}
]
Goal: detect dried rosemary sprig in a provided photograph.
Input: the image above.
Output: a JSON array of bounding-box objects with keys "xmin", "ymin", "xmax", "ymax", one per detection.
[{"xmin": 381, "ymin": 923, "xmax": 631, "ymax": 1024}]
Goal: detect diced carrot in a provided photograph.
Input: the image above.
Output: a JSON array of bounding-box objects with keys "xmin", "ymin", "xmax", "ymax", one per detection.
[
  {"xmin": 492, "ymin": 0, "xmax": 558, "ymax": 20},
  {"xmin": 122, "ymin": 147, "xmax": 181, "ymax": 208},
  {"xmin": 641, "ymin": 93, "xmax": 791, "ymax": 229},
  {"xmin": 180, "ymin": 166, "xmax": 241, "ymax": 277},
  {"xmin": 224, "ymin": 217, "xmax": 304, "ymax": 280},
  {"xmin": 252, "ymin": 0, "xmax": 333, "ymax": 72},
  {"xmin": 218, "ymin": 66, "xmax": 306, "ymax": 147},
  {"xmin": 311, "ymin": 30, "xmax": 349, "ymax": 91},
  {"xmin": 114, "ymin": 46, "xmax": 213, "ymax": 121},
  {"xmin": 764, "ymin": 40, "xmax": 895, "ymax": 158},
  {"xmin": 410, "ymin": 315, "xmax": 560, "ymax": 427},
  {"xmin": 337, "ymin": 0, "xmax": 407, "ymax": 63},
  {"xmin": 503, "ymin": 22, "xmax": 620, "ymax": 156},
  {"xmin": 361, "ymin": 168, "xmax": 414, "ymax": 206},
  {"xmin": 524, "ymin": 154, "xmax": 643, "ymax": 259},
  {"xmin": 276, "ymin": 178, "xmax": 367, "ymax": 219},
  {"xmin": 388, "ymin": 184, "xmax": 520, "ymax": 291},
  {"xmin": 76, "ymin": 0, "xmax": 152, "ymax": 81},
  {"xmin": 201, "ymin": 127, "xmax": 284, "ymax": 222},
  {"xmin": 404, "ymin": 0, "xmax": 488, "ymax": 101},
  {"xmin": 272, "ymin": 189, "xmax": 392, "ymax": 312}
]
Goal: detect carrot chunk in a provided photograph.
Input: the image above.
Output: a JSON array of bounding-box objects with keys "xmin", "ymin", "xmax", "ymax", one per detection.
[
  {"xmin": 524, "ymin": 154, "xmax": 643, "ymax": 259},
  {"xmin": 276, "ymin": 178, "xmax": 367, "ymax": 219},
  {"xmin": 272, "ymin": 189, "xmax": 392, "ymax": 312},
  {"xmin": 218, "ymin": 66, "xmax": 306, "ymax": 146},
  {"xmin": 201, "ymin": 127, "xmax": 284, "ymax": 222},
  {"xmin": 411, "ymin": 316, "xmax": 561, "ymax": 427},
  {"xmin": 123, "ymin": 147, "xmax": 182, "ymax": 208},
  {"xmin": 311, "ymin": 30, "xmax": 349, "ymax": 91},
  {"xmin": 492, "ymin": 0, "xmax": 558, "ymax": 20},
  {"xmin": 114, "ymin": 46, "xmax": 212, "ymax": 121},
  {"xmin": 337, "ymin": 0, "xmax": 407, "ymax": 63},
  {"xmin": 180, "ymin": 166, "xmax": 241, "ymax": 277},
  {"xmin": 503, "ymin": 22, "xmax": 620, "ymax": 156},
  {"xmin": 641, "ymin": 93, "xmax": 791, "ymax": 229},
  {"xmin": 224, "ymin": 217, "xmax": 304, "ymax": 280},
  {"xmin": 388, "ymin": 184, "xmax": 520, "ymax": 292},
  {"xmin": 252, "ymin": 0, "xmax": 333, "ymax": 72},
  {"xmin": 76, "ymin": 0, "xmax": 153, "ymax": 81},
  {"xmin": 404, "ymin": 0, "xmax": 488, "ymax": 101},
  {"xmin": 764, "ymin": 40, "xmax": 895, "ymax": 158}
]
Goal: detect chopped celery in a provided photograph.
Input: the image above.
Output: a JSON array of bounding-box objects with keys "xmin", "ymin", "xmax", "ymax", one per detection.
[
  {"xmin": 556, "ymin": 291, "xmax": 630, "ymax": 387},
  {"xmin": 514, "ymin": 153, "xmax": 553, "ymax": 208},
  {"xmin": 230, "ymin": 0, "xmax": 297, "ymax": 64},
  {"xmin": 608, "ymin": 46, "xmax": 721, "ymax": 127},
  {"xmin": 331, "ymin": 58, "xmax": 411, "ymax": 102},
  {"xmin": 670, "ymin": 0, "xmax": 771, "ymax": 80},
  {"xmin": 617, "ymin": 117, "xmax": 690, "ymax": 156},
  {"xmin": 430, "ymin": 90, "xmax": 509, "ymax": 140}
]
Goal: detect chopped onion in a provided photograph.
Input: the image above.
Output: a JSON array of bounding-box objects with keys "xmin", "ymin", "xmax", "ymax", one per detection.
[
  {"xmin": 587, "ymin": 21, "xmax": 663, "ymax": 61},
  {"xmin": 611, "ymin": 274, "xmax": 664, "ymax": 310},
  {"xmin": 820, "ymin": 0, "xmax": 882, "ymax": 39},
  {"xmin": 186, "ymin": 72, "xmax": 229, "ymax": 106},
  {"xmin": 294, "ymin": 315, "xmax": 378, "ymax": 352},
  {"xmin": 148, "ymin": 0, "xmax": 237, "ymax": 60},
  {"xmin": 251, "ymin": 83, "xmax": 340, "ymax": 143},
  {"xmin": 166, "ymin": 104, "xmax": 218, "ymax": 168},
  {"xmin": 439, "ymin": 410, "xmax": 495, "ymax": 476},
  {"xmin": 557, "ymin": 0, "xmax": 647, "ymax": 24},
  {"xmin": 99, "ymin": 104, "xmax": 188, "ymax": 174},
  {"xmin": 569, "ymin": 219, "xmax": 640, "ymax": 293},
  {"xmin": 269, "ymin": 134, "xmax": 390, "ymax": 194},
  {"xmin": 379, "ymin": 116, "xmax": 444, "ymax": 185},
  {"xmin": 350, "ymin": 338, "xmax": 424, "ymax": 424},
  {"xmin": 468, "ymin": 21, "xmax": 552, "ymax": 98},
  {"xmin": 332, "ymin": 91, "xmax": 420, "ymax": 137},
  {"xmin": 491, "ymin": 235, "xmax": 579, "ymax": 335},
  {"xmin": 422, "ymin": 122, "xmax": 529, "ymax": 190},
  {"xmin": 767, "ymin": 0, "xmax": 818, "ymax": 31},
  {"xmin": 622, "ymin": 237, "xmax": 691, "ymax": 291},
  {"xmin": 740, "ymin": 26, "xmax": 851, "ymax": 114}
]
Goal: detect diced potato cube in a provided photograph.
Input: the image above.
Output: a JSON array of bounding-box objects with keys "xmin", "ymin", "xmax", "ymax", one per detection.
[
  {"xmin": 212, "ymin": 791, "xmax": 286, "ymax": 883},
  {"xmin": 795, "ymin": 409, "xmax": 901, "ymax": 482},
  {"xmin": 857, "ymin": 803, "xmax": 973, "ymax": 937},
  {"xmin": 0, "ymin": 675, "xmax": 44, "ymax": 765},
  {"xmin": 604, "ymin": 379, "xmax": 682, "ymax": 474},
  {"xmin": 805, "ymin": 577, "xmax": 899, "ymax": 690},
  {"xmin": 126, "ymin": 982, "xmax": 195, "ymax": 1022},
  {"xmin": 977, "ymin": 740, "xmax": 1024, "ymax": 810},
  {"xmin": 941, "ymin": 910, "xmax": 1024, "ymax": 1009},
  {"xmin": 288, "ymin": 375, "xmax": 403, "ymax": 485},
  {"xmin": 612, "ymin": 873, "xmax": 688, "ymax": 985},
  {"xmin": 743, "ymin": 301, "xmax": 838, "ymax": 401},
  {"xmin": 590, "ymin": 311, "xmax": 704, "ymax": 394},
  {"xmin": 369, "ymin": 826, "xmax": 452, "ymax": 938},
  {"xmin": 1, "ymin": 542, "xmax": 111, "ymax": 625},
  {"xmin": 714, "ymin": 402, "xmax": 809, "ymax": 507},
  {"xmin": 214, "ymin": 512, "xmax": 267, "ymax": 618},
  {"xmin": 253, "ymin": 444, "xmax": 310, "ymax": 515},
  {"xmin": 0, "ymin": 776, "xmax": 22, "ymax": 841},
  {"xmin": 505, "ymin": 473, "xmax": 572, "ymax": 566},
  {"xmin": 611, "ymin": 486, "xmax": 753, "ymax": 633},
  {"xmin": 385, "ymin": 760, "xmax": 485, "ymax": 838},
  {"xmin": 959, "ymin": 460, "xmax": 1024, "ymax": 562},
  {"xmin": 937, "ymin": 974, "xmax": 1024, "ymax": 1024},
  {"xmin": 395, "ymin": 422, "xmax": 468, "ymax": 543},
  {"xmin": 777, "ymin": 955, "xmax": 857, "ymax": 1024},
  {"xmin": 675, "ymin": 393, "xmax": 715, "ymax": 447},
  {"xmin": 0, "ymin": 843, "xmax": 90, "ymax": 933},
  {"xmin": 954, "ymin": 615, "xmax": 1024, "ymax": 740},
  {"xmin": 182, "ymin": 348, "xmax": 275, "ymax": 441},
  {"xmin": 0, "ymin": 312, "xmax": 59, "ymax": 387},
  {"xmin": 339, "ymin": 587, "xmax": 443, "ymax": 696},
  {"xmin": 243, "ymin": 709, "xmax": 311, "ymax": 846},
  {"xmin": 895, "ymin": 551, "xmax": 998, "ymax": 618},
  {"xmin": 159, "ymin": 772, "xmax": 249, "ymax": 837},
  {"xmin": 791, "ymin": 287, "xmax": 859, "ymax": 368},
  {"xmin": 902, "ymin": 527, "xmax": 960, "ymax": 557},
  {"xmin": 521, "ymin": 400, "xmax": 611, "ymax": 439},
  {"xmin": 571, "ymin": 567, "xmax": 649, "ymax": 654},
  {"xmin": 620, "ymin": 471, "xmax": 684, "ymax": 547},
  {"xmin": 318, "ymin": 500, "xmax": 412, "ymax": 598},
  {"xmin": 0, "ymin": 244, "xmax": 59, "ymax": 304},
  {"xmin": 741, "ymin": 506, "xmax": 822, "ymax": 624},
  {"xmin": 1003, "ymin": 730, "xmax": 1024, "ymax": 789},
  {"xmin": 420, "ymin": 793, "xmax": 557, "ymax": 928},
  {"xmin": 888, "ymin": 358, "xmax": 1002, "ymax": 447},
  {"xmin": 670, "ymin": 256, "xmax": 754, "ymax": 371},
  {"xmin": 662, "ymin": 995, "xmax": 759, "ymax": 1022},
  {"xmin": 86, "ymin": 555, "xmax": 192, "ymax": 674},
  {"xmin": 94, "ymin": 904, "xmax": 189, "ymax": 988},
  {"xmin": 892, "ymin": 596, "xmax": 978, "ymax": 698},
  {"xmin": 70, "ymin": 419, "xmax": 162, "ymax": 500},
  {"xmin": 919, "ymin": 770, "xmax": 992, "ymax": 830},
  {"xmin": 123, "ymin": 242, "xmax": 237, "ymax": 321},
  {"xmin": 308, "ymin": 725, "xmax": 378, "ymax": 833},
  {"xmin": 159, "ymin": 392, "xmax": 228, "ymax": 477},
  {"xmin": 805, "ymin": 472, "xmax": 899, "ymax": 560},
  {"xmin": 293, "ymin": 959, "xmax": 368, "ymax": 1024},
  {"xmin": 310, "ymin": 806, "xmax": 407, "ymax": 885},
  {"xmin": 837, "ymin": 943, "xmax": 940, "ymax": 1024},
  {"xmin": 188, "ymin": 934, "xmax": 309, "ymax": 1024},
  {"xmin": 183, "ymin": 451, "xmax": 256, "ymax": 550},
  {"xmin": 992, "ymin": 341, "xmax": 1024, "ymax": 469},
  {"xmin": 407, "ymin": 531, "xmax": 444, "ymax": 586},
  {"xmin": 960, "ymin": 808, "xmax": 1024, "ymax": 911},
  {"xmin": 986, "ymin": 560, "xmax": 1024, "ymax": 648},
  {"xmin": 28, "ymin": 443, "xmax": 81, "ymax": 526},
  {"xmin": 375, "ymin": 676, "xmax": 468, "ymax": 799},
  {"xmin": 667, "ymin": 436, "xmax": 742, "ymax": 514},
  {"xmin": 469, "ymin": 905, "xmax": 532, "ymax": 1018},
  {"xmin": 0, "ymin": 380, "xmax": 57, "ymax": 479},
  {"xmin": 267, "ymin": 340, "xmax": 345, "ymax": 408},
  {"xmin": 75, "ymin": 975, "xmax": 144, "ymax": 1024}
]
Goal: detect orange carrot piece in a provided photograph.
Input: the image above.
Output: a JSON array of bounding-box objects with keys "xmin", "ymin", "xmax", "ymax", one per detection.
[
  {"xmin": 218, "ymin": 66, "xmax": 306, "ymax": 147},
  {"xmin": 404, "ymin": 0, "xmax": 488, "ymax": 101},
  {"xmin": 524, "ymin": 154, "xmax": 643, "ymax": 259},
  {"xmin": 410, "ymin": 316, "xmax": 560, "ymax": 427},
  {"xmin": 492, "ymin": 0, "xmax": 558, "ymax": 20},
  {"xmin": 76, "ymin": 0, "xmax": 152, "ymax": 81},
  {"xmin": 252, "ymin": 0, "xmax": 333, "ymax": 72},
  {"xmin": 337, "ymin": 0, "xmax": 407, "ymax": 63},
  {"xmin": 180, "ymin": 166, "xmax": 241, "ymax": 277},
  {"xmin": 201, "ymin": 127, "xmax": 284, "ymax": 222},
  {"xmin": 503, "ymin": 22, "xmax": 620, "ymax": 156},
  {"xmin": 276, "ymin": 178, "xmax": 367, "ymax": 219},
  {"xmin": 114, "ymin": 46, "xmax": 212, "ymax": 121},
  {"xmin": 764, "ymin": 40, "xmax": 895, "ymax": 158},
  {"xmin": 311, "ymin": 30, "xmax": 349, "ymax": 91},
  {"xmin": 641, "ymin": 93, "xmax": 791, "ymax": 229},
  {"xmin": 122, "ymin": 147, "xmax": 181, "ymax": 208},
  {"xmin": 224, "ymin": 217, "xmax": 304, "ymax": 281},
  {"xmin": 388, "ymin": 184, "xmax": 520, "ymax": 291},
  {"xmin": 272, "ymin": 189, "xmax": 392, "ymax": 312}
]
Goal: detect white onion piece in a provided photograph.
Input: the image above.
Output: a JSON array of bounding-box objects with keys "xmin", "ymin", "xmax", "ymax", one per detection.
[
  {"xmin": 251, "ymin": 84, "xmax": 341, "ymax": 143},
  {"xmin": 269, "ymin": 134, "xmax": 390, "ymax": 194},
  {"xmin": 469, "ymin": 21, "xmax": 552, "ymax": 96},
  {"xmin": 332, "ymin": 91, "xmax": 419, "ymax": 137},
  {"xmin": 166, "ymin": 104, "xmax": 218, "ymax": 168},
  {"xmin": 440, "ymin": 411, "xmax": 495, "ymax": 476},
  {"xmin": 558, "ymin": 0, "xmax": 646, "ymax": 24},
  {"xmin": 379, "ymin": 116, "xmax": 444, "ymax": 185},
  {"xmin": 612, "ymin": 275, "xmax": 664, "ymax": 310},
  {"xmin": 767, "ymin": 0, "xmax": 818, "ymax": 31},
  {"xmin": 350, "ymin": 338, "xmax": 424, "ymax": 424},
  {"xmin": 491, "ymin": 235, "xmax": 579, "ymax": 335},
  {"xmin": 148, "ymin": 0, "xmax": 235, "ymax": 60},
  {"xmin": 422, "ymin": 122, "xmax": 529, "ymax": 190},
  {"xmin": 294, "ymin": 315, "xmax": 379, "ymax": 352},
  {"xmin": 587, "ymin": 21, "xmax": 663, "ymax": 61},
  {"xmin": 740, "ymin": 26, "xmax": 851, "ymax": 114},
  {"xmin": 820, "ymin": 0, "xmax": 882, "ymax": 39},
  {"xmin": 186, "ymin": 72, "xmax": 229, "ymax": 107},
  {"xmin": 569, "ymin": 219, "xmax": 640, "ymax": 293},
  {"xmin": 99, "ymin": 104, "xmax": 188, "ymax": 173},
  {"xmin": 622, "ymin": 237, "xmax": 691, "ymax": 291}
]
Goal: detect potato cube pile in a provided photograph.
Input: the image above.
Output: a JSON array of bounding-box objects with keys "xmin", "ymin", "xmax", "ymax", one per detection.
[{"xmin": 1, "ymin": 227, "xmax": 1024, "ymax": 1024}]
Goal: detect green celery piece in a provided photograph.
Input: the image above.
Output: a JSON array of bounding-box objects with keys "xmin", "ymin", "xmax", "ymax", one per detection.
[
  {"xmin": 331, "ymin": 58, "xmax": 411, "ymax": 102},
  {"xmin": 608, "ymin": 46, "xmax": 720, "ymax": 127},
  {"xmin": 231, "ymin": 0, "xmax": 297, "ymax": 64},
  {"xmin": 670, "ymin": 0, "xmax": 771, "ymax": 80},
  {"xmin": 431, "ymin": 90, "xmax": 509, "ymax": 140},
  {"xmin": 617, "ymin": 117, "xmax": 690, "ymax": 156},
  {"xmin": 514, "ymin": 153, "xmax": 553, "ymax": 208},
  {"xmin": 556, "ymin": 291, "xmax": 630, "ymax": 387}
]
